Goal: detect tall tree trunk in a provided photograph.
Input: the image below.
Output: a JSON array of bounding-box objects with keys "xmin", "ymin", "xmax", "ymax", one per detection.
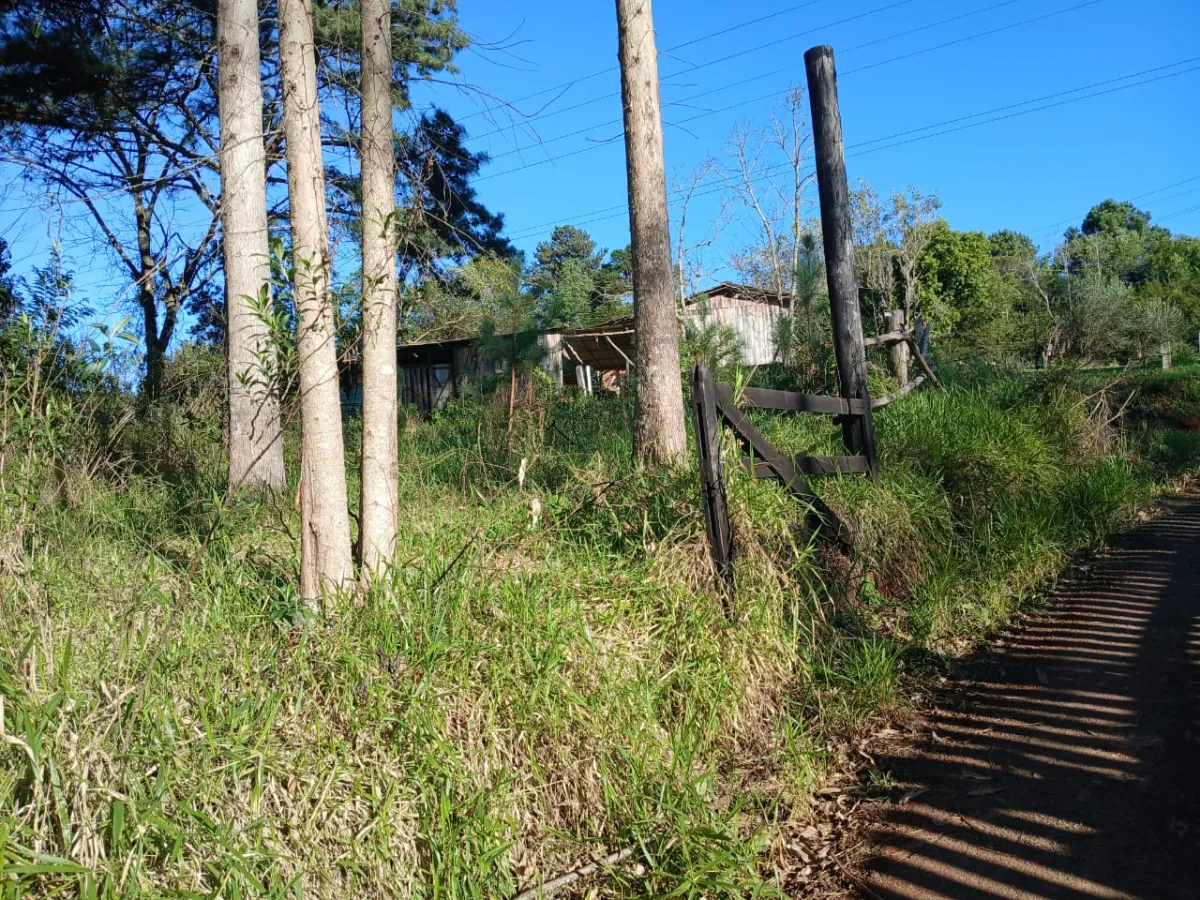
[
  {"xmin": 615, "ymin": 0, "xmax": 686, "ymax": 467},
  {"xmin": 139, "ymin": 286, "xmax": 164, "ymax": 400},
  {"xmin": 358, "ymin": 0, "xmax": 399, "ymax": 580},
  {"xmin": 137, "ymin": 286, "xmax": 177, "ymax": 402},
  {"xmin": 217, "ymin": 0, "xmax": 286, "ymax": 492},
  {"xmin": 279, "ymin": 0, "xmax": 353, "ymax": 601}
]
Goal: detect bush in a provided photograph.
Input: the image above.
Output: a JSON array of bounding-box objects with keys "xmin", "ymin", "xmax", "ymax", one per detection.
[{"xmin": 122, "ymin": 342, "xmax": 228, "ymax": 485}]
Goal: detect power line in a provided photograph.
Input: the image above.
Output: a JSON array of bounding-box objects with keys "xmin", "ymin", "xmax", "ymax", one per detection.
[
  {"xmin": 476, "ymin": 0, "xmax": 1114, "ymax": 184},
  {"xmin": 567, "ymin": 177, "xmax": 1200, "ymax": 244},
  {"xmin": 852, "ymin": 59, "xmax": 1199, "ymax": 151},
  {"xmin": 503, "ymin": 60, "xmax": 1199, "ymax": 240},
  {"xmin": 1140, "ymin": 185, "xmax": 1200, "ymax": 210},
  {"xmin": 468, "ymin": 0, "xmax": 919, "ymax": 143},
  {"xmin": 1027, "ymin": 176, "xmax": 1200, "ymax": 237},
  {"xmin": 838, "ymin": 0, "xmax": 1020, "ymax": 54},
  {"xmin": 664, "ymin": 0, "xmax": 916, "ymax": 79},
  {"xmin": 839, "ymin": 0, "xmax": 1105, "ymax": 76},
  {"xmin": 457, "ymin": 0, "xmax": 843, "ymax": 125},
  {"xmin": 1136, "ymin": 176, "xmax": 1200, "ymax": 201},
  {"xmin": 1156, "ymin": 202, "xmax": 1200, "ymax": 224},
  {"xmin": 1034, "ymin": 175, "xmax": 1200, "ymax": 237},
  {"xmin": 848, "ymin": 64, "xmax": 1200, "ymax": 157},
  {"xmin": 482, "ymin": 0, "xmax": 1028, "ymax": 166}
]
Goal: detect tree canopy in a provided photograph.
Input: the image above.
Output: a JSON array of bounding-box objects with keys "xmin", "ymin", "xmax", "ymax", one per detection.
[
  {"xmin": 0, "ymin": 0, "xmax": 508, "ymax": 396},
  {"xmin": 530, "ymin": 225, "xmax": 632, "ymax": 327}
]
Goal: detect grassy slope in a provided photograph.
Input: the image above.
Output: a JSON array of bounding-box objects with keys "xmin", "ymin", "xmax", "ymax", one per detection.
[{"xmin": 1, "ymin": 366, "xmax": 1197, "ymax": 898}]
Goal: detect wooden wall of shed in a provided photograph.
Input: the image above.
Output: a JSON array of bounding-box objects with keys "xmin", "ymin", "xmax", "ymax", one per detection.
[
  {"xmin": 451, "ymin": 345, "xmax": 480, "ymax": 391},
  {"xmin": 683, "ymin": 294, "xmax": 784, "ymax": 365}
]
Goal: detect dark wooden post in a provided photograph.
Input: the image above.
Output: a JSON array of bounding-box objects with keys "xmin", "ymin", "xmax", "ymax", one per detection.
[
  {"xmin": 691, "ymin": 364, "xmax": 733, "ymax": 587},
  {"xmin": 805, "ymin": 44, "xmax": 879, "ymax": 480}
]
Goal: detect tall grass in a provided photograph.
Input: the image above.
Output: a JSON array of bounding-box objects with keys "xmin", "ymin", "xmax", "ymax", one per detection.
[{"xmin": 1, "ymin": 353, "xmax": 1195, "ymax": 897}]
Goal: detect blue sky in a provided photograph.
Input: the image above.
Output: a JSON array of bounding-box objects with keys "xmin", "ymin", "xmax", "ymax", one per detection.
[
  {"xmin": 1, "ymin": 0, "xmax": 1197, "ymax": 322},
  {"xmin": 421, "ymin": 0, "xmax": 1200, "ymax": 266}
]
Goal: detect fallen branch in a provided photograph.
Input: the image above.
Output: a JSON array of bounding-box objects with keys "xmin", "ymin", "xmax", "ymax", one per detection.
[
  {"xmin": 1104, "ymin": 388, "xmax": 1139, "ymax": 428},
  {"xmin": 514, "ymin": 846, "xmax": 635, "ymax": 900}
]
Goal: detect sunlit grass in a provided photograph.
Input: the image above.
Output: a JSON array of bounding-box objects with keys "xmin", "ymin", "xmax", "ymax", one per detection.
[{"xmin": 1, "ymin": 362, "xmax": 1195, "ymax": 896}]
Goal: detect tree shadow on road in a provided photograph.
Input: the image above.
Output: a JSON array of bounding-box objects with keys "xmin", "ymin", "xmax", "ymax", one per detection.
[{"xmin": 856, "ymin": 494, "xmax": 1200, "ymax": 900}]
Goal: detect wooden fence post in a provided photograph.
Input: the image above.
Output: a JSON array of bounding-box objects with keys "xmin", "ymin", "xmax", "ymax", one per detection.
[
  {"xmin": 1161, "ymin": 341, "xmax": 1172, "ymax": 371},
  {"xmin": 804, "ymin": 44, "xmax": 879, "ymax": 480},
  {"xmin": 691, "ymin": 364, "xmax": 733, "ymax": 585},
  {"xmin": 886, "ymin": 308, "xmax": 909, "ymax": 387}
]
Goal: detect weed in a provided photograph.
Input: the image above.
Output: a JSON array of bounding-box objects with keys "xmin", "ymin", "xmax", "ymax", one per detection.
[{"xmin": 1, "ymin": 351, "xmax": 1194, "ymax": 897}]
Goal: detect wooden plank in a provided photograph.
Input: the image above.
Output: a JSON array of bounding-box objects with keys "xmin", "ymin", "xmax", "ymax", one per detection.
[
  {"xmin": 871, "ymin": 373, "xmax": 927, "ymax": 409},
  {"xmin": 862, "ymin": 329, "xmax": 912, "ymax": 348},
  {"xmin": 745, "ymin": 455, "xmax": 871, "ymax": 476},
  {"xmin": 690, "ymin": 365, "xmax": 733, "ymax": 585},
  {"xmin": 714, "ymin": 385, "xmax": 850, "ymax": 542},
  {"xmin": 736, "ymin": 385, "xmax": 867, "ymax": 416},
  {"xmin": 605, "ymin": 334, "xmax": 634, "ymax": 370},
  {"xmin": 798, "ymin": 455, "xmax": 871, "ymax": 475}
]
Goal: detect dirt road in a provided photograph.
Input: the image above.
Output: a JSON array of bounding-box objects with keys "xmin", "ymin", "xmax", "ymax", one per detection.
[{"xmin": 850, "ymin": 492, "xmax": 1200, "ymax": 899}]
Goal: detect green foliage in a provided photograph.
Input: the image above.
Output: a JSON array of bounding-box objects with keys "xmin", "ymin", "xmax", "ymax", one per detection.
[
  {"xmin": 311, "ymin": 0, "xmax": 469, "ymax": 110},
  {"xmin": 541, "ymin": 258, "xmax": 593, "ymax": 327},
  {"xmin": 1123, "ymin": 297, "xmax": 1186, "ymax": 357},
  {"xmin": 6, "ymin": 248, "xmax": 1200, "ymax": 900},
  {"xmin": 1059, "ymin": 272, "xmax": 1131, "ymax": 361},
  {"xmin": 770, "ymin": 233, "xmax": 832, "ymax": 382},
  {"xmin": 464, "ymin": 256, "xmax": 545, "ymax": 396},
  {"xmin": 1053, "ymin": 272, "xmax": 1184, "ymax": 363},
  {"xmin": 394, "ymin": 110, "xmax": 511, "ymax": 271},
  {"xmin": 1141, "ymin": 231, "xmax": 1200, "ymax": 332},
  {"xmin": 1, "ymin": 310, "xmax": 134, "ymax": 536},
  {"xmin": 850, "ymin": 182, "xmax": 942, "ymax": 328},
  {"xmin": 532, "ymin": 224, "xmax": 605, "ymax": 290},
  {"xmin": 530, "ymin": 225, "xmax": 633, "ymax": 325},
  {"xmin": 987, "ymin": 229, "xmax": 1038, "ymax": 261},
  {"xmin": 918, "ymin": 220, "xmax": 993, "ymax": 339},
  {"xmin": 0, "ymin": 238, "xmax": 16, "ymax": 322},
  {"xmin": 1081, "ymin": 198, "xmax": 1152, "ymax": 237},
  {"xmin": 0, "ymin": 0, "xmax": 154, "ymax": 129},
  {"xmin": 124, "ymin": 343, "xmax": 229, "ymax": 484},
  {"xmin": 872, "ymin": 197, "xmax": 1200, "ymax": 368}
]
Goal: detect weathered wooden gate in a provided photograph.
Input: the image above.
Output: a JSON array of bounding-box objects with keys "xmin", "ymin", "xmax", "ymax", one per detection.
[
  {"xmin": 690, "ymin": 321, "xmax": 937, "ymax": 581},
  {"xmin": 689, "ymin": 42, "xmax": 945, "ymax": 585}
]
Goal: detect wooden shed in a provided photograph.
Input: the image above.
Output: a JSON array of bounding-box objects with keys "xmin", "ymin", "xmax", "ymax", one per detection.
[
  {"xmin": 680, "ymin": 281, "xmax": 788, "ymax": 366},
  {"xmin": 340, "ymin": 282, "xmax": 784, "ymax": 414},
  {"xmin": 558, "ymin": 318, "xmax": 635, "ymax": 393}
]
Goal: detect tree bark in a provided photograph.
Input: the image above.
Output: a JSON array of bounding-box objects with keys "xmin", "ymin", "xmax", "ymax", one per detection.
[
  {"xmin": 358, "ymin": 0, "xmax": 399, "ymax": 580},
  {"xmin": 279, "ymin": 0, "xmax": 354, "ymax": 601},
  {"xmin": 616, "ymin": 0, "xmax": 686, "ymax": 467},
  {"xmin": 217, "ymin": 0, "xmax": 286, "ymax": 492}
]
